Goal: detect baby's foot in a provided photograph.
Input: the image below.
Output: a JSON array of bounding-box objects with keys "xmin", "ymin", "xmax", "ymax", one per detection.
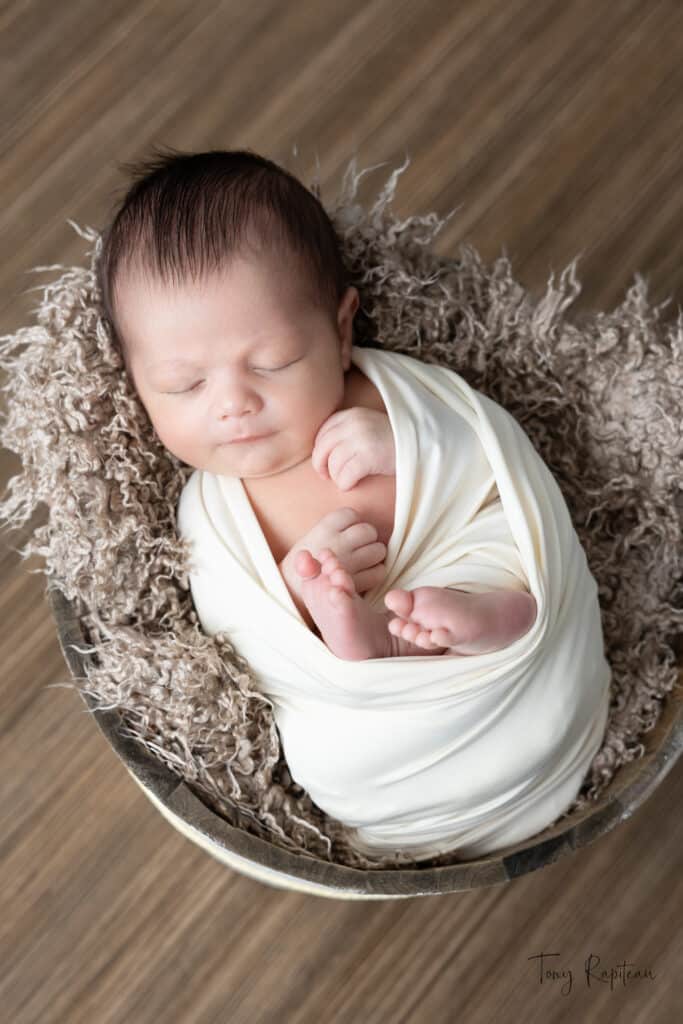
[
  {"xmin": 383, "ymin": 587, "xmax": 455, "ymax": 650},
  {"xmin": 295, "ymin": 548, "xmax": 390, "ymax": 660},
  {"xmin": 384, "ymin": 586, "xmax": 536, "ymax": 655},
  {"xmin": 384, "ymin": 586, "xmax": 492, "ymax": 654}
]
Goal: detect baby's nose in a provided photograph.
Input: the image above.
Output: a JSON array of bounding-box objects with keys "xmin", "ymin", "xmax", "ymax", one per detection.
[
  {"xmin": 218, "ymin": 388, "xmax": 260, "ymax": 417},
  {"xmin": 220, "ymin": 400, "xmax": 252, "ymax": 417}
]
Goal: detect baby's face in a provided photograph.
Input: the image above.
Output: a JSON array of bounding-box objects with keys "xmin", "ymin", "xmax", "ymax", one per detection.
[{"xmin": 115, "ymin": 254, "xmax": 359, "ymax": 478}]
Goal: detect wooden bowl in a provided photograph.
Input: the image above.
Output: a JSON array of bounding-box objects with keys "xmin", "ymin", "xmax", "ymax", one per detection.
[{"xmin": 49, "ymin": 586, "xmax": 683, "ymax": 900}]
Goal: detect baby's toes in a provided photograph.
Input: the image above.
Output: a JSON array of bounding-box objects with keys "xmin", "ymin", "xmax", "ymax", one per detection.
[
  {"xmin": 318, "ymin": 550, "xmax": 342, "ymax": 577},
  {"xmin": 397, "ymin": 619, "xmax": 421, "ymax": 644},
  {"xmin": 384, "ymin": 588, "xmax": 414, "ymax": 619},
  {"xmin": 295, "ymin": 548, "xmax": 320, "ymax": 579},
  {"xmin": 429, "ymin": 627, "xmax": 454, "ymax": 648},
  {"xmin": 332, "ymin": 567, "xmax": 355, "ymax": 595},
  {"xmin": 415, "ymin": 630, "xmax": 442, "ymax": 649},
  {"xmin": 388, "ymin": 618, "xmax": 443, "ymax": 649},
  {"xmin": 320, "ymin": 553, "xmax": 354, "ymax": 595},
  {"xmin": 327, "ymin": 583, "xmax": 352, "ymax": 608}
]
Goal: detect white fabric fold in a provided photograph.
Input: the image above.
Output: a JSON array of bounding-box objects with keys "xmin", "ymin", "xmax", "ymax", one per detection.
[{"xmin": 177, "ymin": 345, "xmax": 611, "ymax": 860}]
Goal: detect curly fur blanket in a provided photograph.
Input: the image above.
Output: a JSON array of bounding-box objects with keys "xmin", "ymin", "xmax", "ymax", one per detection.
[{"xmin": 1, "ymin": 156, "xmax": 681, "ymax": 871}]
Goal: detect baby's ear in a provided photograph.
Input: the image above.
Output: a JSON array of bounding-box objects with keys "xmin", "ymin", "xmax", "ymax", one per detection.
[
  {"xmin": 338, "ymin": 287, "xmax": 360, "ymax": 362},
  {"xmin": 346, "ymin": 286, "xmax": 360, "ymax": 318},
  {"xmin": 338, "ymin": 285, "xmax": 360, "ymax": 326}
]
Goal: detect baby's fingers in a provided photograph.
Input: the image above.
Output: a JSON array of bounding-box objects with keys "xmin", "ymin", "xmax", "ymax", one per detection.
[
  {"xmin": 354, "ymin": 562, "xmax": 386, "ymax": 594},
  {"xmin": 311, "ymin": 430, "xmax": 340, "ymax": 478},
  {"xmin": 311, "ymin": 441, "xmax": 331, "ymax": 478},
  {"xmin": 311, "ymin": 420, "xmax": 348, "ymax": 479},
  {"xmin": 329, "ymin": 449, "xmax": 364, "ymax": 491},
  {"xmin": 355, "ymin": 539, "xmax": 387, "ymax": 567}
]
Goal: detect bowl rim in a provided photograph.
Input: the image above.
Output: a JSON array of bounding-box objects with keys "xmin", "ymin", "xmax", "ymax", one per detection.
[{"xmin": 48, "ymin": 585, "xmax": 683, "ymax": 897}]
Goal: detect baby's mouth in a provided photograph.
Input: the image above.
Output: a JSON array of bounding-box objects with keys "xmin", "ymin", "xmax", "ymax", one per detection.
[{"xmin": 221, "ymin": 432, "xmax": 272, "ymax": 445}]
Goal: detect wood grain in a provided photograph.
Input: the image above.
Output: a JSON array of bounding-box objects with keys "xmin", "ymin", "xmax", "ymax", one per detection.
[{"xmin": 2, "ymin": 1, "xmax": 681, "ymax": 1021}]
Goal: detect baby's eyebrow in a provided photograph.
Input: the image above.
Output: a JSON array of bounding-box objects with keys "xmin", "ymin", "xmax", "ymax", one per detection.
[
  {"xmin": 149, "ymin": 358, "xmax": 202, "ymax": 369},
  {"xmin": 148, "ymin": 342, "xmax": 296, "ymax": 371}
]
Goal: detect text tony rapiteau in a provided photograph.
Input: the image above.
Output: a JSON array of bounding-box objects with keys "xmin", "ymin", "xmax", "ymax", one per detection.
[{"xmin": 527, "ymin": 952, "xmax": 657, "ymax": 996}]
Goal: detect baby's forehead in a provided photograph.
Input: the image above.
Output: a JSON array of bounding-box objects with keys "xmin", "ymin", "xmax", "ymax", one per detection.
[
  {"xmin": 116, "ymin": 260, "xmax": 326, "ymax": 349},
  {"xmin": 121, "ymin": 250, "xmax": 311, "ymax": 296}
]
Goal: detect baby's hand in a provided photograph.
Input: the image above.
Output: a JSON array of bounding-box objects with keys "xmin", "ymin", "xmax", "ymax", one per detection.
[
  {"xmin": 311, "ymin": 408, "xmax": 395, "ymax": 491},
  {"xmin": 279, "ymin": 507, "xmax": 387, "ymax": 598}
]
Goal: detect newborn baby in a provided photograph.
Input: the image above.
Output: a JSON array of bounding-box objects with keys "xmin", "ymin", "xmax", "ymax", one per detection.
[
  {"xmin": 102, "ymin": 190, "xmax": 536, "ymax": 662},
  {"xmin": 98, "ymin": 149, "xmax": 610, "ymax": 860}
]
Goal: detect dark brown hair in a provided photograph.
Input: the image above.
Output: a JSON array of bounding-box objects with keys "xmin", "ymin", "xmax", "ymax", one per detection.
[{"xmin": 97, "ymin": 147, "xmax": 350, "ymax": 367}]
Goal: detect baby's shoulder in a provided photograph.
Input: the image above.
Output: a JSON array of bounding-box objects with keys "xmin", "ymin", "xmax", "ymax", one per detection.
[{"xmin": 346, "ymin": 364, "xmax": 387, "ymax": 416}]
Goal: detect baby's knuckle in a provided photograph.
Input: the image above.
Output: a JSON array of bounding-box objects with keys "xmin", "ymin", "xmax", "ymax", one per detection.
[
  {"xmin": 332, "ymin": 506, "xmax": 360, "ymax": 525},
  {"xmin": 349, "ymin": 522, "xmax": 377, "ymax": 545},
  {"xmin": 362, "ymin": 541, "xmax": 384, "ymax": 562}
]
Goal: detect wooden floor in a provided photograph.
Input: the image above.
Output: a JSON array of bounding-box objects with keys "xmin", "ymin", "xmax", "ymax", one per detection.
[{"xmin": 2, "ymin": 1, "xmax": 682, "ymax": 1021}]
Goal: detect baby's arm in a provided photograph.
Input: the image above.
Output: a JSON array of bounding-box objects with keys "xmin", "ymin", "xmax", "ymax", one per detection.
[{"xmin": 311, "ymin": 408, "xmax": 395, "ymax": 490}]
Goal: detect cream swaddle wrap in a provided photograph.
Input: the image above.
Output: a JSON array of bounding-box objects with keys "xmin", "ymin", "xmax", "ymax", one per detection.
[{"xmin": 177, "ymin": 345, "xmax": 611, "ymax": 861}]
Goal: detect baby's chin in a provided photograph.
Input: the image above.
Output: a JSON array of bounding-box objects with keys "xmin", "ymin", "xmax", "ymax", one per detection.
[{"xmin": 210, "ymin": 439, "xmax": 312, "ymax": 478}]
